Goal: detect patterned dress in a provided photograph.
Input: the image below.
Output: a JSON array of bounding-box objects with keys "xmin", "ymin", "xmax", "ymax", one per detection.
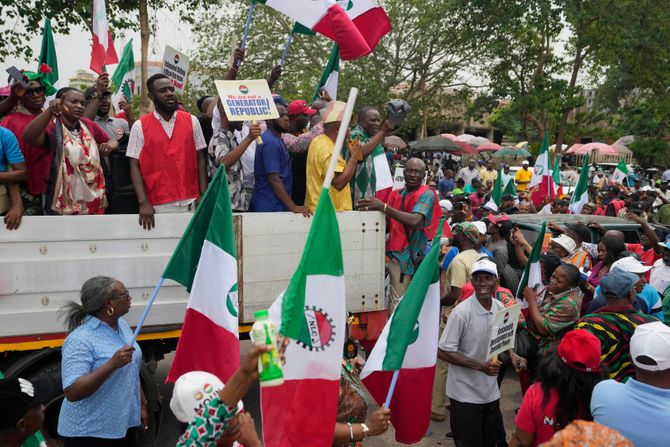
[
  {"xmin": 343, "ymin": 126, "xmax": 383, "ymax": 208},
  {"xmin": 529, "ymin": 288, "xmax": 583, "ymax": 355}
]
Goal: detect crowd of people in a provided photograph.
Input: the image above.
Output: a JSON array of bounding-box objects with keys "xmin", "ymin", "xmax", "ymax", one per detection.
[{"xmin": 1, "ymin": 46, "xmax": 670, "ymax": 447}]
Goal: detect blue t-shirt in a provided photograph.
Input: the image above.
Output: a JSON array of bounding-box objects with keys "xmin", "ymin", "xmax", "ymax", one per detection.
[
  {"xmin": 592, "ymin": 378, "xmax": 670, "ymax": 446},
  {"xmin": 0, "ymin": 126, "xmax": 24, "ymax": 172},
  {"xmin": 590, "ymin": 283, "xmax": 663, "ymax": 320},
  {"xmin": 251, "ymin": 129, "xmax": 292, "ymax": 212},
  {"xmin": 439, "ymin": 177, "xmax": 454, "ymax": 198}
]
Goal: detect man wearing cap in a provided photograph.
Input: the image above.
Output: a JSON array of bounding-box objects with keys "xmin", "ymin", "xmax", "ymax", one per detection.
[
  {"xmin": 359, "ymin": 158, "xmax": 440, "ymax": 311},
  {"xmin": 515, "ymin": 161, "xmax": 533, "ymax": 192},
  {"xmin": 650, "ymin": 239, "xmax": 670, "ymax": 297},
  {"xmin": 438, "ymin": 259, "xmax": 505, "ymax": 447},
  {"xmin": 304, "ymin": 101, "xmax": 362, "ymax": 212},
  {"xmin": 592, "ymin": 168, "xmax": 607, "ymax": 189},
  {"xmin": 441, "ymin": 222, "xmax": 482, "ymax": 307},
  {"xmin": 500, "ymin": 164, "xmax": 512, "ymax": 188},
  {"xmin": 577, "ymin": 269, "xmax": 658, "ymax": 382},
  {"xmin": 549, "ymin": 234, "xmax": 577, "ymax": 263},
  {"xmin": 0, "ymin": 377, "xmax": 53, "ymax": 447},
  {"xmin": 591, "ymin": 321, "xmax": 670, "ymax": 446},
  {"xmin": 83, "ymin": 74, "xmax": 131, "ymax": 143},
  {"xmin": 343, "ymin": 106, "xmax": 395, "ymax": 208},
  {"xmin": 251, "ymin": 104, "xmax": 310, "ymax": 216}
]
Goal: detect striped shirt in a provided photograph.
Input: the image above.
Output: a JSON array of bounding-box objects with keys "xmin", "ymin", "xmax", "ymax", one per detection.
[{"xmin": 577, "ymin": 305, "xmax": 657, "ymax": 382}]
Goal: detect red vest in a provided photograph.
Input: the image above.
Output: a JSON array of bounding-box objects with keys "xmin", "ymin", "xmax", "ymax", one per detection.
[
  {"xmin": 386, "ymin": 185, "xmax": 442, "ymax": 252},
  {"xmin": 139, "ymin": 111, "xmax": 198, "ymax": 206}
]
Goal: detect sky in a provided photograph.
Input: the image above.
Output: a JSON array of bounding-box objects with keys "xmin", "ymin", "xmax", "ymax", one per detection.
[{"xmin": 1, "ymin": 9, "xmax": 195, "ymax": 85}]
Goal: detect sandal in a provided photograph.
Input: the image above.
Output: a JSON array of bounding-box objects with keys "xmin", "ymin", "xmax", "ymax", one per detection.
[{"xmin": 430, "ymin": 412, "xmax": 446, "ymax": 422}]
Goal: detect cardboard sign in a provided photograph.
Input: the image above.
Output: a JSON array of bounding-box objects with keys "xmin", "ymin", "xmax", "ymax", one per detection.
[
  {"xmin": 215, "ymin": 79, "xmax": 279, "ymax": 122},
  {"xmin": 162, "ymin": 45, "xmax": 189, "ymax": 92},
  {"xmin": 486, "ymin": 303, "xmax": 522, "ymax": 359}
]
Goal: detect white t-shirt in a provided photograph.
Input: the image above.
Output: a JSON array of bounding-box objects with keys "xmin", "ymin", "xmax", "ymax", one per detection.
[{"xmin": 650, "ymin": 259, "xmax": 670, "ymax": 295}]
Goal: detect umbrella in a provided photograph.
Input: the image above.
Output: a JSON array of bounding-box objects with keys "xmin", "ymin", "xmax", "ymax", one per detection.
[
  {"xmin": 570, "ymin": 142, "xmax": 618, "ymax": 155},
  {"xmin": 453, "ymin": 140, "xmax": 477, "ymax": 154},
  {"xmin": 515, "ymin": 141, "xmax": 529, "ymax": 149},
  {"xmin": 384, "ymin": 135, "xmax": 407, "ymax": 150},
  {"xmin": 566, "ymin": 144, "xmax": 583, "ymax": 154},
  {"xmin": 409, "ymin": 135, "xmax": 462, "ymax": 152},
  {"xmin": 441, "ymin": 133, "xmax": 457, "ymax": 140},
  {"xmin": 477, "ymin": 142, "xmax": 502, "ymax": 152},
  {"xmin": 614, "ymin": 135, "xmax": 635, "ymax": 146},
  {"xmin": 612, "ymin": 144, "xmax": 632, "ymax": 155},
  {"xmin": 549, "ymin": 144, "xmax": 568, "ymax": 151},
  {"xmin": 493, "ymin": 147, "xmax": 532, "ymax": 158}
]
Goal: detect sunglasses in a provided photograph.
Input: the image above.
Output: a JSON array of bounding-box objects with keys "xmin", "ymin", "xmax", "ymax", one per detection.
[{"xmin": 24, "ymin": 87, "xmax": 46, "ymax": 97}]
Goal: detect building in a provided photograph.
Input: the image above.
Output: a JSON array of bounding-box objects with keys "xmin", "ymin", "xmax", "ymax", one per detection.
[{"xmin": 68, "ymin": 69, "xmax": 96, "ymax": 89}]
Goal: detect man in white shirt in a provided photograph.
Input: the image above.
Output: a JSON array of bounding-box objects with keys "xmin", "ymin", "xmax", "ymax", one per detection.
[
  {"xmin": 457, "ymin": 159, "xmax": 480, "ymax": 189},
  {"xmin": 650, "ymin": 240, "xmax": 670, "ymax": 297}
]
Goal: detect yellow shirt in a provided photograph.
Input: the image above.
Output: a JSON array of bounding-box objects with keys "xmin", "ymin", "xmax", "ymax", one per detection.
[
  {"xmin": 515, "ymin": 168, "xmax": 533, "ymax": 191},
  {"xmin": 305, "ymin": 134, "xmax": 352, "ymax": 212},
  {"xmin": 480, "ymin": 168, "xmax": 498, "ymax": 186}
]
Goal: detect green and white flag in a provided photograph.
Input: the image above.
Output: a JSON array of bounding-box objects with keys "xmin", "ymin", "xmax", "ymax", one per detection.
[
  {"xmin": 516, "ymin": 222, "xmax": 547, "ymax": 307},
  {"xmin": 164, "ymin": 166, "xmax": 240, "ymax": 384},
  {"xmin": 37, "ymin": 18, "xmax": 58, "ymax": 96},
  {"xmin": 263, "ymin": 188, "xmax": 346, "ymax": 446},
  {"xmin": 503, "ymin": 176, "xmax": 518, "ymax": 197},
  {"xmin": 111, "ymin": 40, "xmax": 135, "ymax": 112},
  {"xmin": 612, "ymin": 160, "xmax": 629, "ymax": 185},
  {"xmin": 492, "ymin": 166, "xmax": 503, "ymax": 206},
  {"xmin": 312, "ymin": 43, "xmax": 340, "ymax": 102},
  {"xmin": 569, "ymin": 155, "xmax": 590, "ymax": 214}
]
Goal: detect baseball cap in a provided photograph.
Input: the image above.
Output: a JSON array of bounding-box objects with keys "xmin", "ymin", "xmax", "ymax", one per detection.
[
  {"xmin": 550, "ymin": 234, "xmax": 577, "ymax": 255},
  {"xmin": 557, "ymin": 329, "xmax": 603, "ymax": 372},
  {"xmin": 630, "ymin": 322, "xmax": 670, "ymax": 371},
  {"xmin": 600, "ymin": 268, "xmax": 640, "ymax": 298},
  {"xmin": 0, "ymin": 376, "xmax": 56, "ymax": 430},
  {"xmin": 658, "ymin": 235, "xmax": 670, "ymax": 250},
  {"xmin": 611, "ymin": 256, "xmax": 652, "ymax": 274},
  {"xmin": 170, "ymin": 371, "xmax": 243, "ymax": 423},
  {"xmin": 522, "ymin": 160, "xmax": 529, "ymax": 165},
  {"xmin": 471, "ymin": 258, "xmax": 498, "ymax": 277},
  {"xmin": 272, "ymin": 94, "xmax": 288, "ymax": 107},
  {"xmin": 486, "ymin": 214, "xmax": 510, "ymax": 225},
  {"xmin": 439, "ymin": 199, "xmax": 453, "ymax": 212},
  {"xmin": 473, "ymin": 221, "xmax": 487, "ymax": 236},
  {"xmin": 320, "ymin": 101, "xmax": 346, "ymax": 124},
  {"xmin": 481, "ymin": 201, "xmax": 498, "ymax": 212},
  {"xmin": 287, "ymin": 99, "xmax": 317, "ymax": 116}
]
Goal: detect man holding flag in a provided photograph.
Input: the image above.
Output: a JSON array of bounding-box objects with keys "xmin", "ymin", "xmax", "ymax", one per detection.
[{"xmin": 344, "ymin": 106, "xmax": 396, "ymax": 207}]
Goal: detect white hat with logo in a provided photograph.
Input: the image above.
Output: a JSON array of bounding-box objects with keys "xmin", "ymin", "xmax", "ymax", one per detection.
[
  {"xmin": 170, "ymin": 371, "xmax": 243, "ymax": 423},
  {"xmin": 630, "ymin": 322, "xmax": 670, "ymax": 372}
]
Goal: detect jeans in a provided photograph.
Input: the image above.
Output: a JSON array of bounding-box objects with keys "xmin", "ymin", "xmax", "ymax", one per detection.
[{"xmin": 449, "ymin": 398, "xmax": 501, "ymax": 447}]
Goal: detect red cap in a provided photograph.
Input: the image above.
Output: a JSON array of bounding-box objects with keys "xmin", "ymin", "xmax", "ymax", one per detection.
[
  {"xmin": 557, "ymin": 329, "xmax": 602, "ymax": 372},
  {"xmin": 486, "ymin": 214, "xmax": 510, "ymax": 225},
  {"xmin": 287, "ymin": 100, "xmax": 317, "ymax": 116}
]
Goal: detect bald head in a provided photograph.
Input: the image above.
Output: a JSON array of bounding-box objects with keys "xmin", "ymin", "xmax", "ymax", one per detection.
[
  {"xmin": 404, "ymin": 158, "xmax": 426, "ymax": 191},
  {"xmin": 406, "ymin": 157, "xmax": 426, "ymax": 171},
  {"xmin": 604, "ymin": 230, "xmax": 625, "ymax": 242}
]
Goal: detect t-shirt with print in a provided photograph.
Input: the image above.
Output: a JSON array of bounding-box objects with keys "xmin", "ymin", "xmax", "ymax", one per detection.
[
  {"xmin": 515, "ymin": 383, "xmax": 573, "ymax": 447},
  {"xmin": 208, "ymin": 128, "xmax": 248, "ymax": 211},
  {"xmin": 344, "ymin": 126, "xmax": 382, "ymax": 208}
]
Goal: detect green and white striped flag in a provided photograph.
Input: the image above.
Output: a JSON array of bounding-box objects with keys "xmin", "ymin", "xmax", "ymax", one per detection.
[
  {"xmin": 492, "ymin": 166, "xmax": 503, "ymax": 206},
  {"xmin": 569, "ymin": 155, "xmax": 590, "ymax": 214},
  {"xmin": 516, "ymin": 222, "xmax": 547, "ymax": 307},
  {"xmin": 612, "ymin": 160, "xmax": 629, "ymax": 185},
  {"xmin": 312, "ymin": 43, "xmax": 340, "ymax": 102},
  {"xmin": 111, "ymin": 40, "xmax": 135, "ymax": 112}
]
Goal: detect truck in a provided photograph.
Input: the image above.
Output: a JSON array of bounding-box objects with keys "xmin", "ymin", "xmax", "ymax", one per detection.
[{"xmin": 0, "ymin": 211, "xmax": 387, "ymax": 441}]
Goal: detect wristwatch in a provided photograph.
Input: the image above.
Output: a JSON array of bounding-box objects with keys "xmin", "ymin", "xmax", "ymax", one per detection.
[{"xmin": 361, "ymin": 423, "xmax": 370, "ymax": 437}]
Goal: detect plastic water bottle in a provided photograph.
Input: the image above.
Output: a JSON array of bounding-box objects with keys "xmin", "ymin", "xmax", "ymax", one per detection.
[{"xmin": 250, "ymin": 310, "xmax": 284, "ymax": 387}]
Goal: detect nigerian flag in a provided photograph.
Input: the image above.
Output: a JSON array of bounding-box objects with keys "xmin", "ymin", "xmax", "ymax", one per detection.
[
  {"xmin": 612, "ymin": 160, "xmax": 629, "ymax": 185},
  {"xmin": 516, "ymin": 222, "xmax": 547, "ymax": 307},
  {"xmin": 37, "ymin": 19, "xmax": 58, "ymax": 95},
  {"xmin": 111, "ymin": 40, "xmax": 135, "ymax": 112},
  {"xmin": 492, "ymin": 166, "xmax": 503, "ymax": 206},
  {"xmin": 361, "ymin": 221, "xmax": 444, "ymax": 444},
  {"xmin": 503, "ymin": 176, "xmax": 518, "ymax": 197},
  {"xmin": 312, "ymin": 43, "xmax": 340, "ymax": 102},
  {"xmin": 262, "ymin": 188, "xmax": 346, "ymax": 447},
  {"xmin": 164, "ymin": 166, "xmax": 240, "ymax": 384},
  {"xmin": 569, "ymin": 155, "xmax": 590, "ymax": 214}
]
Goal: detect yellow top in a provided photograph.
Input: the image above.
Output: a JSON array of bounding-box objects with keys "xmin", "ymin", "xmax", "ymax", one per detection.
[
  {"xmin": 515, "ymin": 168, "xmax": 533, "ymax": 191},
  {"xmin": 305, "ymin": 134, "xmax": 352, "ymax": 212},
  {"xmin": 480, "ymin": 168, "xmax": 498, "ymax": 186}
]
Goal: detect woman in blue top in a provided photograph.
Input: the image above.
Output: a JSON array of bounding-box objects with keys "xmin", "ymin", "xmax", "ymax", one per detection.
[{"xmin": 57, "ymin": 276, "xmax": 146, "ymax": 446}]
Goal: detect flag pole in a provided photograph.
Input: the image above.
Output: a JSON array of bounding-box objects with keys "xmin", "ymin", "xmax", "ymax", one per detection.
[
  {"xmin": 384, "ymin": 369, "xmax": 400, "ymax": 407},
  {"xmin": 238, "ymin": 1, "xmax": 256, "ymax": 66},
  {"xmin": 323, "ymin": 87, "xmax": 358, "ymax": 189},
  {"xmin": 130, "ymin": 277, "xmax": 165, "ymax": 345},
  {"xmin": 280, "ymin": 32, "xmax": 293, "ymax": 65}
]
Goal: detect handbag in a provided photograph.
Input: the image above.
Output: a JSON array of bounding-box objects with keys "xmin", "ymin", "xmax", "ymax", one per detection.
[
  {"xmin": 0, "ymin": 184, "xmax": 10, "ymax": 214},
  {"xmin": 514, "ymin": 327, "xmax": 539, "ymax": 360}
]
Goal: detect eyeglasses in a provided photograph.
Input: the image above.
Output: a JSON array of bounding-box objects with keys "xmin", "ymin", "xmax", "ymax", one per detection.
[
  {"xmin": 110, "ymin": 290, "xmax": 131, "ymax": 301},
  {"xmin": 24, "ymin": 87, "xmax": 46, "ymax": 97}
]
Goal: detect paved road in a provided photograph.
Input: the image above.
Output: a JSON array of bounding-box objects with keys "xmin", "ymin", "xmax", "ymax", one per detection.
[{"xmin": 144, "ymin": 342, "xmax": 521, "ymax": 446}]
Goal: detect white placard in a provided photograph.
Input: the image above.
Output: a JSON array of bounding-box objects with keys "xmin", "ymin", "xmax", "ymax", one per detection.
[
  {"xmin": 486, "ymin": 303, "xmax": 522, "ymax": 359},
  {"xmin": 162, "ymin": 45, "xmax": 189, "ymax": 93}
]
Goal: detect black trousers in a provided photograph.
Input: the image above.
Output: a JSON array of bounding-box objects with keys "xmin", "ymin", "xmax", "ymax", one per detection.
[
  {"xmin": 450, "ymin": 398, "xmax": 501, "ymax": 447},
  {"xmin": 62, "ymin": 429, "xmax": 137, "ymax": 447}
]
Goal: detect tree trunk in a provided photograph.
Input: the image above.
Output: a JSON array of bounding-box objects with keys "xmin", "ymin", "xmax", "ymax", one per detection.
[
  {"xmin": 555, "ymin": 47, "xmax": 585, "ymax": 154},
  {"xmin": 139, "ymin": 0, "xmax": 150, "ymax": 115}
]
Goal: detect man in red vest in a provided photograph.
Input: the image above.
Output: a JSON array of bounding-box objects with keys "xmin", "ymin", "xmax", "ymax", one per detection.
[
  {"xmin": 359, "ymin": 157, "xmax": 440, "ymax": 311},
  {"xmin": 127, "ymin": 74, "xmax": 208, "ymax": 229}
]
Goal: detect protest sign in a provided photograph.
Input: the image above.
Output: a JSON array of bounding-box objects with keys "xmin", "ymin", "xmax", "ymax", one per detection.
[
  {"xmin": 215, "ymin": 79, "xmax": 279, "ymax": 122},
  {"xmin": 162, "ymin": 45, "xmax": 189, "ymax": 92},
  {"xmin": 393, "ymin": 167, "xmax": 405, "ymax": 190},
  {"xmin": 486, "ymin": 303, "xmax": 521, "ymax": 359}
]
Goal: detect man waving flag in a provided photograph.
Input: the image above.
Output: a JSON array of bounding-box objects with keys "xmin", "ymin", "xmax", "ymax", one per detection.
[{"xmin": 361, "ymin": 222, "xmax": 444, "ymax": 444}]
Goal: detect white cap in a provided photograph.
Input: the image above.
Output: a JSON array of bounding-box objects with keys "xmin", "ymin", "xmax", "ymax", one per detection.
[
  {"xmin": 473, "ymin": 221, "xmax": 488, "ymax": 236},
  {"xmin": 439, "ymin": 199, "xmax": 453, "ymax": 211},
  {"xmin": 630, "ymin": 322, "xmax": 670, "ymax": 371},
  {"xmin": 611, "ymin": 256, "xmax": 652, "ymax": 274},
  {"xmin": 471, "ymin": 259, "xmax": 498, "ymax": 277},
  {"xmin": 170, "ymin": 371, "xmax": 243, "ymax": 423},
  {"xmin": 550, "ymin": 234, "xmax": 577, "ymax": 255},
  {"xmin": 640, "ymin": 185, "xmax": 654, "ymax": 192},
  {"xmin": 522, "ymin": 160, "xmax": 529, "ymax": 165},
  {"xmin": 481, "ymin": 201, "xmax": 498, "ymax": 212}
]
